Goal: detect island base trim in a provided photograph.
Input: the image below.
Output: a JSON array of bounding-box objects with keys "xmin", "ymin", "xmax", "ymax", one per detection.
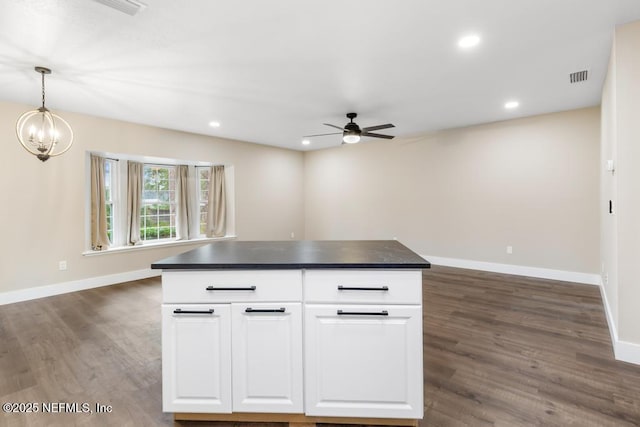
[{"xmin": 174, "ymin": 412, "xmax": 420, "ymax": 426}]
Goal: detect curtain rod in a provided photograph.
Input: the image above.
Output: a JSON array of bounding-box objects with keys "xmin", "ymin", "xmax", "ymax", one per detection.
[{"xmin": 98, "ymin": 154, "xmax": 221, "ymax": 167}]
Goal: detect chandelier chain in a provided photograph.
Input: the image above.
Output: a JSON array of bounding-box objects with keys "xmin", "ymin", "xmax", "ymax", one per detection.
[{"xmin": 41, "ymin": 71, "xmax": 46, "ymax": 109}]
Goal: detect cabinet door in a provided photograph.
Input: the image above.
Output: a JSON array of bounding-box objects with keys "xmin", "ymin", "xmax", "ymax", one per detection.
[
  {"xmin": 304, "ymin": 304, "xmax": 423, "ymax": 419},
  {"xmin": 232, "ymin": 303, "xmax": 303, "ymax": 413},
  {"xmin": 162, "ymin": 304, "xmax": 231, "ymax": 413}
]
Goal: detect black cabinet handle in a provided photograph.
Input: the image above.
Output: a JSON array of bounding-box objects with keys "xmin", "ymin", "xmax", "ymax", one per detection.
[
  {"xmin": 337, "ymin": 310, "xmax": 389, "ymax": 316},
  {"xmin": 206, "ymin": 286, "xmax": 256, "ymax": 291},
  {"xmin": 337, "ymin": 285, "xmax": 389, "ymax": 291},
  {"xmin": 173, "ymin": 308, "xmax": 215, "ymax": 314},
  {"xmin": 245, "ymin": 307, "xmax": 286, "ymax": 313}
]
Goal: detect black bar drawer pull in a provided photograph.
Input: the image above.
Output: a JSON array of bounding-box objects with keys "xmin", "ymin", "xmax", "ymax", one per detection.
[
  {"xmin": 337, "ymin": 285, "xmax": 389, "ymax": 291},
  {"xmin": 337, "ymin": 310, "xmax": 389, "ymax": 316},
  {"xmin": 206, "ymin": 286, "xmax": 257, "ymax": 291},
  {"xmin": 245, "ymin": 307, "xmax": 286, "ymax": 313},
  {"xmin": 173, "ymin": 308, "xmax": 215, "ymax": 314}
]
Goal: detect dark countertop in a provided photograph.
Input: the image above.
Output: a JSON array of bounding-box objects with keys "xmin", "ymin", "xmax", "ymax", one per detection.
[{"xmin": 151, "ymin": 240, "xmax": 430, "ymax": 270}]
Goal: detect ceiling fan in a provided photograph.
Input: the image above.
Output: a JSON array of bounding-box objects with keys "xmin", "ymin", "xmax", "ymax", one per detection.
[{"xmin": 304, "ymin": 113, "xmax": 395, "ymax": 144}]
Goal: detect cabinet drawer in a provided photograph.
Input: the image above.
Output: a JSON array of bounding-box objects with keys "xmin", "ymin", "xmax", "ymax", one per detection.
[
  {"xmin": 304, "ymin": 270, "xmax": 422, "ymax": 304},
  {"xmin": 163, "ymin": 270, "xmax": 302, "ymax": 303}
]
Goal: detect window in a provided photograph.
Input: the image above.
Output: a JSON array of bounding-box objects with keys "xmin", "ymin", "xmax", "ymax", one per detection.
[
  {"xmin": 196, "ymin": 166, "xmax": 210, "ymax": 236},
  {"xmin": 86, "ymin": 152, "xmax": 234, "ymax": 253},
  {"xmin": 141, "ymin": 165, "xmax": 177, "ymax": 241},
  {"xmin": 104, "ymin": 159, "xmax": 117, "ymax": 243}
]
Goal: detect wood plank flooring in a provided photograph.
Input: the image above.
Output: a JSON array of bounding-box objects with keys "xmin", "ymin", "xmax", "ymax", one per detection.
[
  {"xmin": 0, "ymin": 266, "xmax": 638, "ymax": 426},
  {"xmin": 423, "ymin": 267, "xmax": 640, "ymax": 427}
]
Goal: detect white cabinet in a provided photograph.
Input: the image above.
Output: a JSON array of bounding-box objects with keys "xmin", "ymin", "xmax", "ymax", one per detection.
[
  {"xmin": 303, "ymin": 269, "xmax": 423, "ymax": 419},
  {"xmin": 161, "ymin": 271, "xmax": 303, "ymax": 414},
  {"xmin": 232, "ymin": 303, "xmax": 303, "ymax": 413},
  {"xmin": 304, "ymin": 304, "xmax": 423, "ymax": 419},
  {"xmin": 161, "ymin": 267, "xmax": 424, "ymax": 421},
  {"xmin": 162, "ymin": 304, "xmax": 232, "ymax": 413}
]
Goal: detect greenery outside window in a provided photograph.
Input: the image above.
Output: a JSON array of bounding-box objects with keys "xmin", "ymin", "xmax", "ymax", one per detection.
[
  {"xmin": 141, "ymin": 165, "xmax": 177, "ymax": 241},
  {"xmin": 104, "ymin": 159, "xmax": 118, "ymax": 244},
  {"xmin": 196, "ymin": 166, "xmax": 210, "ymax": 236}
]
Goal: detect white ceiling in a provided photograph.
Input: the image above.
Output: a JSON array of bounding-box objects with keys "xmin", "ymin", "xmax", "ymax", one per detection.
[{"xmin": 1, "ymin": 0, "xmax": 640, "ymax": 151}]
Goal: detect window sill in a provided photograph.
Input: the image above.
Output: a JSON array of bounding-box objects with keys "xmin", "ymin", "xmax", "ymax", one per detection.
[{"xmin": 82, "ymin": 235, "xmax": 237, "ymax": 257}]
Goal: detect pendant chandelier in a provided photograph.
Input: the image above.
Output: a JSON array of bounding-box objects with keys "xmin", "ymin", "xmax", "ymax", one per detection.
[{"xmin": 16, "ymin": 66, "xmax": 73, "ymax": 162}]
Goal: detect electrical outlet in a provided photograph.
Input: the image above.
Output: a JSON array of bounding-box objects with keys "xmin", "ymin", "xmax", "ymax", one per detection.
[
  {"xmin": 59, "ymin": 261, "xmax": 67, "ymax": 271},
  {"xmin": 603, "ymin": 273, "xmax": 609, "ymax": 285},
  {"xmin": 290, "ymin": 232, "xmax": 295, "ymax": 239},
  {"xmin": 506, "ymin": 246, "xmax": 513, "ymax": 254}
]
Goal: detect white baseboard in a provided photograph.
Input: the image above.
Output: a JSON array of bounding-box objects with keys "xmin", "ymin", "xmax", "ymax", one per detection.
[
  {"xmin": 597, "ymin": 281, "xmax": 619, "ymax": 355},
  {"xmin": 422, "ymin": 254, "xmax": 601, "ymax": 285},
  {"xmin": 615, "ymin": 340, "xmax": 640, "ymax": 365},
  {"xmin": 597, "ymin": 279, "xmax": 640, "ymax": 365},
  {"xmin": 0, "ymin": 268, "xmax": 161, "ymax": 305}
]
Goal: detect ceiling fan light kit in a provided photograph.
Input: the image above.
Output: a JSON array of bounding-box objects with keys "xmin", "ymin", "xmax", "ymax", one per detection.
[
  {"xmin": 303, "ymin": 112, "xmax": 395, "ymax": 145},
  {"xmin": 16, "ymin": 66, "xmax": 74, "ymax": 162},
  {"xmin": 342, "ymin": 132, "xmax": 361, "ymax": 144}
]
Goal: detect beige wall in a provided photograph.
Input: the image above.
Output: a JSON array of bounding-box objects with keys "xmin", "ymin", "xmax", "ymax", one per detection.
[
  {"xmin": 601, "ymin": 38, "xmax": 619, "ymax": 332},
  {"xmin": 0, "ymin": 100, "xmax": 304, "ymax": 293},
  {"xmin": 304, "ymin": 108, "xmax": 600, "ymax": 274},
  {"xmin": 602, "ymin": 20, "xmax": 640, "ymax": 345}
]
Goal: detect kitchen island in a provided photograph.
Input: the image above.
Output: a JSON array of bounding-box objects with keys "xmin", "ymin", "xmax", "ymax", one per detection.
[{"xmin": 152, "ymin": 240, "xmax": 430, "ymax": 426}]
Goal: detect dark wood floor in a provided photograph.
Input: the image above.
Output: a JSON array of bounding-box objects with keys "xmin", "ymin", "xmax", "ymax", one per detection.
[
  {"xmin": 423, "ymin": 267, "xmax": 640, "ymax": 427},
  {"xmin": 0, "ymin": 266, "xmax": 639, "ymax": 426}
]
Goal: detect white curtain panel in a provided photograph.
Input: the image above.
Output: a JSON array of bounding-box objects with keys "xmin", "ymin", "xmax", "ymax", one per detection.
[
  {"xmin": 206, "ymin": 165, "xmax": 226, "ymax": 238},
  {"xmin": 175, "ymin": 165, "xmax": 192, "ymax": 240},
  {"xmin": 90, "ymin": 154, "xmax": 110, "ymax": 250},
  {"xmin": 127, "ymin": 161, "xmax": 143, "ymax": 245}
]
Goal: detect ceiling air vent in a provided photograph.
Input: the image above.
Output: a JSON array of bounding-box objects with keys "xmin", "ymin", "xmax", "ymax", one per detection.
[
  {"xmin": 92, "ymin": 0, "xmax": 147, "ymax": 16},
  {"xmin": 569, "ymin": 70, "xmax": 588, "ymax": 84}
]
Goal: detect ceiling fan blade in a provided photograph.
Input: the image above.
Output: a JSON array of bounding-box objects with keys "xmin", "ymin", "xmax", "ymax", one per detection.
[
  {"xmin": 323, "ymin": 123, "xmax": 346, "ymax": 131},
  {"xmin": 303, "ymin": 132, "xmax": 342, "ymax": 138},
  {"xmin": 362, "ymin": 132, "xmax": 395, "ymax": 139},
  {"xmin": 362, "ymin": 123, "xmax": 395, "ymax": 132}
]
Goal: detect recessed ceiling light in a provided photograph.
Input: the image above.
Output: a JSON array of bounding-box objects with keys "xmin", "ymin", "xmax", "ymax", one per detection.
[
  {"xmin": 302, "ymin": 139, "xmax": 311, "ymax": 146},
  {"xmin": 504, "ymin": 101, "xmax": 520, "ymax": 109},
  {"xmin": 458, "ymin": 34, "xmax": 480, "ymax": 49},
  {"xmin": 209, "ymin": 121, "xmax": 221, "ymax": 128}
]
